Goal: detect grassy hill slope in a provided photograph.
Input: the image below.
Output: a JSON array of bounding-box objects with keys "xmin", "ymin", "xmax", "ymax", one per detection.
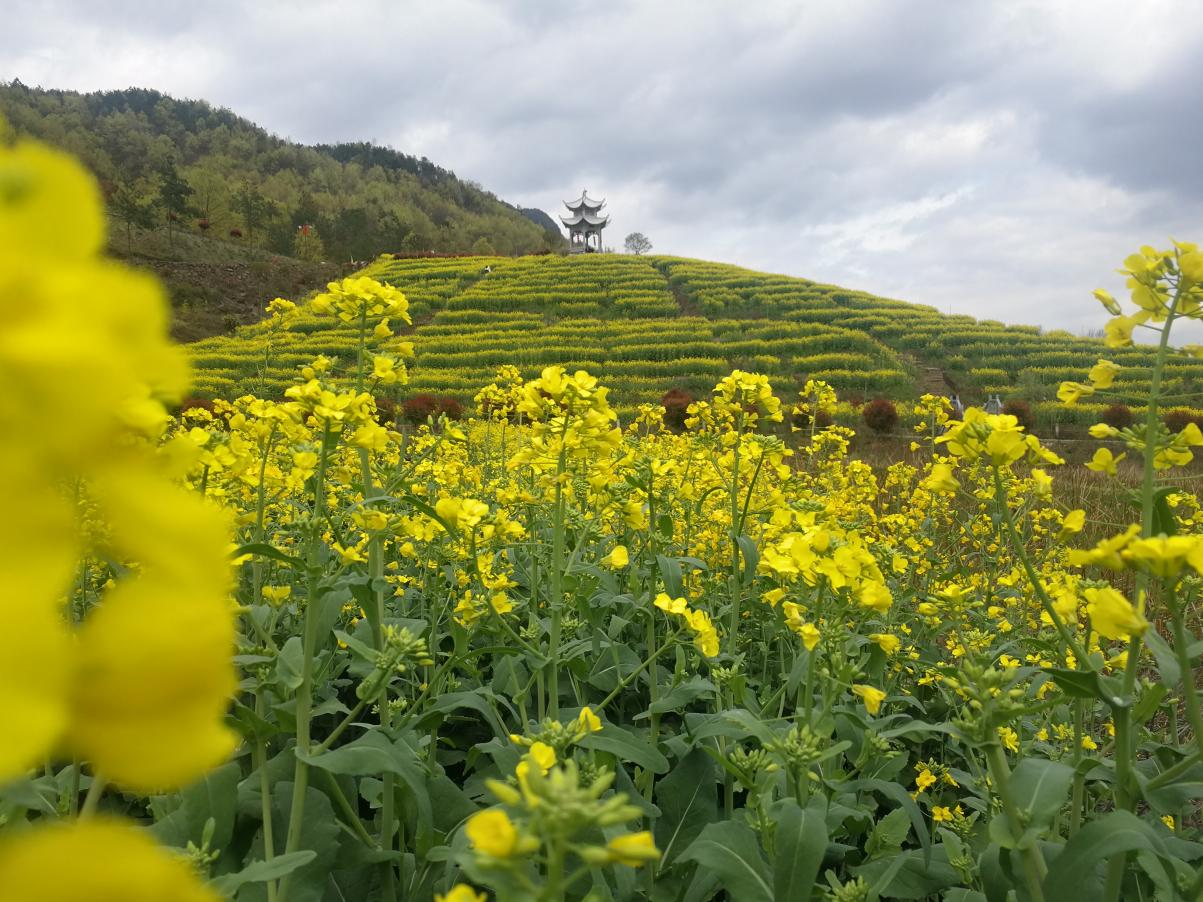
[
  {"xmin": 0, "ymin": 82, "xmax": 561, "ymax": 261},
  {"xmin": 187, "ymin": 254, "xmax": 1203, "ymax": 427}
]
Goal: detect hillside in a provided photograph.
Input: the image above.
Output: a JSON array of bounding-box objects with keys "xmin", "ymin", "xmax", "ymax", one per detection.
[
  {"xmin": 186, "ymin": 254, "xmax": 1200, "ymax": 426},
  {"xmin": 0, "ymin": 82, "xmax": 562, "ymax": 262}
]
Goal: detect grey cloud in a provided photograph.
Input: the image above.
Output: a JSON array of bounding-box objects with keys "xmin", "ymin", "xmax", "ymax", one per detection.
[{"xmin": 1, "ymin": 0, "xmax": 1200, "ymax": 332}]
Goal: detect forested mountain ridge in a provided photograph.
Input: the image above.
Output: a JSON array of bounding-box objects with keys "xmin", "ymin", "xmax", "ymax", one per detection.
[{"xmin": 0, "ymin": 82, "xmax": 562, "ymax": 262}]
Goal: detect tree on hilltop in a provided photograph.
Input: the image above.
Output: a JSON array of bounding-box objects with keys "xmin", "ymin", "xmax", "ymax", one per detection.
[
  {"xmin": 233, "ymin": 181, "xmax": 277, "ymax": 241},
  {"xmin": 110, "ymin": 184, "xmax": 158, "ymax": 253},
  {"xmin": 624, "ymin": 232, "xmax": 652, "ymax": 255},
  {"xmin": 157, "ymin": 159, "xmax": 196, "ymax": 247}
]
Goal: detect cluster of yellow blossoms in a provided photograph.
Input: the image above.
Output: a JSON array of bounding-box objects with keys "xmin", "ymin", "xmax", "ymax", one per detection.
[
  {"xmin": 0, "ymin": 133, "xmax": 233, "ymax": 897},
  {"xmin": 653, "ymin": 593, "xmax": 721, "ymax": 657}
]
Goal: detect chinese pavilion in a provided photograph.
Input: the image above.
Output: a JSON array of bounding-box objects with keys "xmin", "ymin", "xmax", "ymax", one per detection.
[{"xmin": 560, "ymin": 189, "xmax": 609, "ymax": 254}]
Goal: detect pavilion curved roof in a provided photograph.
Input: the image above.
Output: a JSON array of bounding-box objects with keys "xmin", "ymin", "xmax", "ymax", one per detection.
[
  {"xmin": 560, "ymin": 211, "xmax": 610, "ymax": 228},
  {"xmin": 563, "ymin": 189, "xmax": 606, "ymax": 211}
]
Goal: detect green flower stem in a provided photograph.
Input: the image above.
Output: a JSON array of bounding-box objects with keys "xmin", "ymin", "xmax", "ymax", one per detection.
[
  {"xmin": 251, "ymin": 427, "xmax": 281, "ymax": 655},
  {"xmin": 279, "ymin": 422, "xmax": 332, "ymax": 902},
  {"xmin": 1070, "ymin": 699, "xmax": 1085, "ymax": 837},
  {"xmin": 1169, "ymin": 606, "xmax": 1203, "ymax": 763},
  {"xmin": 992, "ymin": 467, "xmax": 1090, "ymax": 666},
  {"xmin": 356, "ymin": 443, "xmax": 398, "ymax": 902},
  {"xmin": 315, "ymin": 696, "xmax": 371, "ymax": 755},
  {"xmin": 254, "ymin": 689, "xmax": 279, "ymax": 902},
  {"xmin": 354, "ymin": 307, "xmax": 368, "ymax": 394},
  {"xmin": 646, "ymin": 612, "xmax": 661, "ymax": 743},
  {"xmin": 1145, "ymin": 749, "xmax": 1201, "ymax": 792},
  {"xmin": 547, "ymin": 443, "xmax": 569, "ymax": 720},
  {"xmin": 316, "ymin": 768, "xmax": 379, "ymax": 849},
  {"xmin": 1103, "ymin": 295, "xmax": 1182, "ymax": 902},
  {"xmin": 542, "ymin": 834, "xmax": 566, "ymax": 902},
  {"xmin": 984, "ymin": 744, "xmax": 1046, "ymax": 902},
  {"xmin": 726, "ymin": 430, "xmax": 743, "ymax": 655},
  {"xmin": 486, "ymin": 601, "xmax": 545, "ymax": 660},
  {"xmin": 594, "ymin": 627, "xmax": 683, "ymax": 713},
  {"xmin": 78, "ymin": 774, "xmax": 107, "ymax": 819}
]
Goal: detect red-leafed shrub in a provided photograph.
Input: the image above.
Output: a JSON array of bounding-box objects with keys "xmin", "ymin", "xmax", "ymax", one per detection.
[
  {"xmin": 402, "ymin": 394, "xmax": 440, "ymax": 424},
  {"xmin": 402, "ymin": 394, "xmax": 463, "ymax": 425},
  {"xmin": 1002, "ymin": 400, "xmax": 1035, "ymax": 433},
  {"xmin": 861, "ymin": 398, "xmax": 898, "ymax": 434},
  {"xmin": 661, "ymin": 388, "xmax": 693, "ymax": 432},
  {"xmin": 374, "ymin": 397, "xmax": 398, "ymax": 426},
  {"xmin": 177, "ymin": 397, "xmax": 216, "ymax": 416},
  {"xmin": 791, "ymin": 409, "xmax": 835, "ymax": 431},
  {"xmin": 437, "ymin": 396, "xmax": 463, "ymax": 421},
  {"xmin": 1101, "ymin": 403, "xmax": 1134, "ymax": 430},
  {"xmin": 1164, "ymin": 408, "xmax": 1203, "ymax": 433}
]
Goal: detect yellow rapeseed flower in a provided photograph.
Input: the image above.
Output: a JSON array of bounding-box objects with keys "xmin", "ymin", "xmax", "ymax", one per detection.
[
  {"xmin": 436, "ymin": 885, "xmax": 487, "ymax": 902},
  {"xmin": 604, "ymin": 545, "xmax": 630, "ymax": 568},
  {"xmin": 998, "ymin": 726, "xmax": 1020, "ymax": 753},
  {"xmin": 923, "ymin": 463, "xmax": 960, "ymax": 494},
  {"xmin": 0, "ymin": 818, "xmax": 220, "ymax": 901},
  {"xmin": 605, "ymin": 831, "xmax": 661, "ymax": 867},
  {"xmin": 1084, "ymin": 587, "xmax": 1148, "ymax": 640},
  {"xmin": 852, "ymin": 684, "xmax": 886, "ymax": 716},
  {"xmin": 0, "ymin": 135, "xmax": 236, "ymax": 792},
  {"xmin": 466, "ymin": 809, "xmax": 521, "ymax": 858},
  {"xmin": 577, "ymin": 706, "xmax": 603, "ymax": 734},
  {"xmin": 870, "ymin": 633, "xmax": 901, "ymax": 655}
]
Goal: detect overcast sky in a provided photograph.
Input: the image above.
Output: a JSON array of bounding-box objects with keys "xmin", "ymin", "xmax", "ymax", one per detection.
[{"xmin": 4, "ymin": 0, "xmax": 1201, "ymax": 334}]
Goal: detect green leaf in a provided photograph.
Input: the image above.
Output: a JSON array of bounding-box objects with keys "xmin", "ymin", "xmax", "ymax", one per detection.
[
  {"xmin": 420, "ymin": 688, "xmax": 510, "ymax": 739},
  {"xmin": 579, "ymin": 724, "xmax": 669, "ymax": 774},
  {"xmin": 1151, "ymin": 486, "xmax": 1178, "ymax": 537},
  {"xmin": 844, "ymin": 779, "xmax": 931, "ymax": 860},
  {"xmin": 657, "ymin": 513, "xmax": 675, "ymax": 540},
  {"xmin": 642, "ymin": 676, "xmax": 716, "ymax": 718},
  {"xmin": 864, "ymin": 806, "xmax": 911, "ymax": 860},
  {"xmin": 854, "ymin": 847, "xmax": 959, "ymax": 899},
  {"xmin": 687, "ymin": 708, "xmax": 776, "ymax": 745},
  {"xmin": 736, "ymin": 535, "xmax": 759, "ymax": 586},
  {"xmin": 1042, "ymin": 810, "xmax": 1177, "ymax": 900},
  {"xmin": 150, "ymin": 761, "xmax": 241, "ymax": 852},
  {"xmin": 1130, "ymin": 682, "xmax": 1168, "ymax": 724},
  {"xmin": 679, "ymin": 821, "xmax": 772, "ymax": 902},
  {"xmin": 0, "ymin": 776, "xmax": 57, "ymax": 815},
  {"xmin": 657, "ymin": 554, "xmax": 684, "ymax": 599},
  {"xmin": 302, "ymin": 731, "xmax": 426, "ymax": 783},
  {"xmin": 772, "ymin": 796, "xmax": 828, "ymax": 901},
  {"xmin": 332, "ymin": 629, "xmax": 376, "ymax": 661},
  {"xmin": 988, "ymin": 758, "xmax": 1074, "ymax": 850},
  {"xmin": 233, "ymin": 542, "xmax": 307, "ymax": 569},
  {"xmin": 1043, "ymin": 667, "xmax": 1108, "ymax": 702},
  {"xmin": 1138, "ymin": 764, "xmax": 1203, "ymax": 813},
  {"xmin": 654, "ymin": 748, "xmax": 717, "ymax": 868},
  {"xmin": 1143, "ymin": 629, "xmax": 1181, "ymax": 686},
  {"xmin": 879, "ymin": 719, "xmax": 958, "ymax": 740},
  {"xmin": 210, "ymin": 851, "xmax": 317, "ymax": 896},
  {"xmin": 942, "ymin": 891, "xmax": 987, "ymax": 902},
  {"xmin": 267, "ymin": 783, "xmax": 340, "ymax": 902},
  {"xmin": 276, "ymin": 636, "xmax": 305, "ymax": 691}
]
